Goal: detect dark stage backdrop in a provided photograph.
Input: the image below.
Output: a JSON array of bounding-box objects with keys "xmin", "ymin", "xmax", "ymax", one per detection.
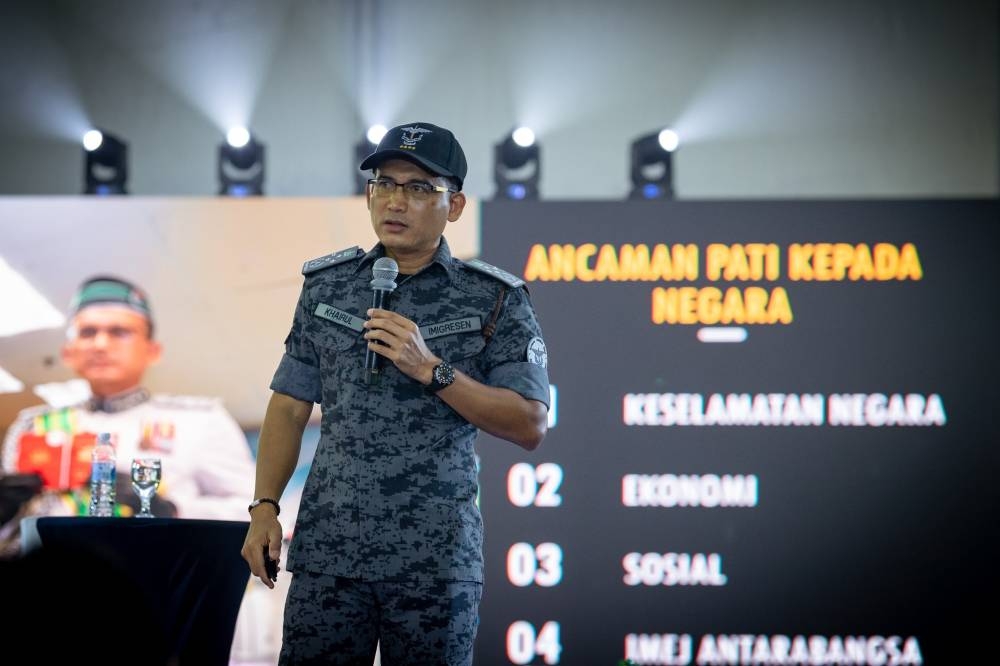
[{"xmin": 472, "ymin": 199, "xmax": 999, "ymax": 666}]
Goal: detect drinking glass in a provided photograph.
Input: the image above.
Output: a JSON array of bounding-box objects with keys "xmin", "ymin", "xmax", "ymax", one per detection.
[{"xmin": 130, "ymin": 457, "xmax": 162, "ymax": 518}]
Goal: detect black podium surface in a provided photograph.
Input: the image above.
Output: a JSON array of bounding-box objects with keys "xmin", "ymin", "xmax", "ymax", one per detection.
[{"xmin": 20, "ymin": 516, "xmax": 251, "ymax": 665}]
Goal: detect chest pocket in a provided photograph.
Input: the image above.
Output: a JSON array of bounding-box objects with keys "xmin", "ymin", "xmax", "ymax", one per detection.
[
  {"xmin": 306, "ymin": 303, "xmax": 365, "ymax": 354},
  {"xmin": 423, "ymin": 319, "xmax": 487, "ymax": 380},
  {"xmin": 420, "ymin": 284, "xmax": 507, "ymax": 380}
]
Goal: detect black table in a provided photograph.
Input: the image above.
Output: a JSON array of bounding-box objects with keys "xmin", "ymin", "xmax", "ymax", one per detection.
[{"xmin": 20, "ymin": 516, "xmax": 251, "ymax": 665}]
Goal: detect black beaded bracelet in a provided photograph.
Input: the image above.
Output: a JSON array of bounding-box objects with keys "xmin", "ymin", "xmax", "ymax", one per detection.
[{"xmin": 248, "ymin": 497, "xmax": 280, "ymax": 515}]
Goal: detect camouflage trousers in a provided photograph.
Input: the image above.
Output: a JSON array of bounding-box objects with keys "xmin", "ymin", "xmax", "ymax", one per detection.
[{"xmin": 278, "ymin": 572, "xmax": 483, "ymax": 665}]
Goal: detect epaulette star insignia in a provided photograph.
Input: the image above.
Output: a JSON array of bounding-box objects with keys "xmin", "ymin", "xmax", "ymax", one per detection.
[
  {"xmin": 464, "ymin": 259, "xmax": 525, "ymax": 288},
  {"xmin": 302, "ymin": 246, "xmax": 364, "ymax": 275}
]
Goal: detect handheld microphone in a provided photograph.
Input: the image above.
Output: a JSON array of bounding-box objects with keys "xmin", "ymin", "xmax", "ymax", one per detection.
[{"xmin": 365, "ymin": 256, "xmax": 399, "ymax": 385}]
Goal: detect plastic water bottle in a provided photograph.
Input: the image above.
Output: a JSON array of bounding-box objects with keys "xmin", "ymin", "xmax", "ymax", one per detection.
[{"xmin": 88, "ymin": 432, "xmax": 117, "ymax": 517}]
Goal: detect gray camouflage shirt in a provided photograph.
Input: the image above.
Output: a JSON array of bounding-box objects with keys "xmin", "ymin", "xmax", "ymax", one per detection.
[{"xmin": 271, "ymin": 237, "xmax": 549, "ymax": 582}]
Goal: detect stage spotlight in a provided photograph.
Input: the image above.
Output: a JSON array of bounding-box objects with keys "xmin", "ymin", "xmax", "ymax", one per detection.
[
  {"xmin": 218, "ymin": 127, "xmax": 264, "ymax": 196},
  {"xmin": 227, "ymin": 126, "xmax": 250, "ymax": 148},
  {"xmin": 629, "ymin": 128, "xmax": 679, "ymax": 200},
  {"xmin": 354, "ymin": 125, "xmax": 387, "ymax": 194},
  {"xmin": 83, "ymin": 129, "xmax": 128, "ymax": 195},
  {"xmin": 494, "ymin": 127, "xmax": 540, "ymax": 200}
]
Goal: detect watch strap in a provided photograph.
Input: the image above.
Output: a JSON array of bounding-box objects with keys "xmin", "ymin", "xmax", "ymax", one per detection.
[{"xmin": 248, "ymin": 497, "xmax": 280, "ymax": 516}]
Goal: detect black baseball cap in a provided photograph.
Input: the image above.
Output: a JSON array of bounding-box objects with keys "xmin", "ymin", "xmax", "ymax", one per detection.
[{"xmin": 360, "ymin": 122, "xmax": 468, "ymax": 190}]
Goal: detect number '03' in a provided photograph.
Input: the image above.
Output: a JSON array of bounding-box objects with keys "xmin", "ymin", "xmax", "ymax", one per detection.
[
  {"xmin": 507, "ymin": 462, "xmax": 563, "ymax": 507},
  {"xmin": 507, "ymin": 542, "xmax": 564, "ymax": 587}
]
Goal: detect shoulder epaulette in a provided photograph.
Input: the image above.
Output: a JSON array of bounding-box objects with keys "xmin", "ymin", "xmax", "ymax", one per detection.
[
  {"xmin": 18, "ymin": 403, "xmax": 57, "ymax": 421},
  {"xmin": 18, "ymin": 404, "xmax": 61, "ymax": 432},
  {"xmin": 302, "ymin": 246, "xmax": 364, "ymax": 275},
  {"xmin": 464, "ymin": 258, "xmax": 525, "ymax": 288},
  {"xmin": 151, "ymin": 394, "xmax": 219, "ymax": 411}
]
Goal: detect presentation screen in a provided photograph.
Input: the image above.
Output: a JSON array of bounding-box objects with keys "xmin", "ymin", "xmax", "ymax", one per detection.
[{"xmin": 473, "ymin": 199, "xmax": 998, "ymax": 666}]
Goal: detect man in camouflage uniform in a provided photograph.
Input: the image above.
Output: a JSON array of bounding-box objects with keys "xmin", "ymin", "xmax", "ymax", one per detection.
[
  {"xmin": 241, "ymin": 122, "xmax": 550, "ymax": 665},
  {"xmin": 2, "ymin": 276, "xmax": 254, "ymax": 521}
]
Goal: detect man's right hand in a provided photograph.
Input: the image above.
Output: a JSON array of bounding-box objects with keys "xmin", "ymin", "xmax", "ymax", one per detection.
[
  {"xmin": 241, "ymin": 507, "xmax": 283, "ymax": 589},
  {"xmin": 243, "ymin": 391, "xmax": 311, "ymax": 588}
]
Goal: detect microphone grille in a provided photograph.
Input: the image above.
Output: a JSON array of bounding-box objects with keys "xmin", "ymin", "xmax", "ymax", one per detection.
[{"xmin": 371, "ymin": 256, "xmax": 399, "ymax": 290}]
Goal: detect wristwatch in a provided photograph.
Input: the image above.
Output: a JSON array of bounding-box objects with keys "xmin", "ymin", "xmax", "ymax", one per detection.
[
  {"xmin": 248, "ymin": 497, "xmax": 280, "ymax": 516},
  {"xmin": 427, "ymin": 360, "xmax": 455, "ymax": 393}
]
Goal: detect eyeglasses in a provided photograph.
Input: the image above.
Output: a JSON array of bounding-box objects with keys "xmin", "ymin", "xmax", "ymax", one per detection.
[
  {"xmin": 70, "ymin": 325, "xmax": 144, "ymax": 343},
  {"xmin": 367, "ymin": 178, "xmax": 456, "ymax": 202}
]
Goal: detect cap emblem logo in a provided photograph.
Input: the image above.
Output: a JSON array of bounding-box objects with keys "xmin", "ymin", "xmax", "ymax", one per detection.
[{"xmin": 399, "ymin": 126, "xmax": 431, "ymax": 148}]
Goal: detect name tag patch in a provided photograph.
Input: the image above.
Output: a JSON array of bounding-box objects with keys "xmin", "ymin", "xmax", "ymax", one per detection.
[
  {"xmin": 420, "ymin": 317, "xmax": 482, "ymax": 340},
  {"xmin": 313, "ymin": 304, "xmax": 365, "ymax": 332}
]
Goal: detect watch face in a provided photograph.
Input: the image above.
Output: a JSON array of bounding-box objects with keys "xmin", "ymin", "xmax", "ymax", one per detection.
[{"xmin": 434, "ymin": 362, "xmax": 455, "ymax": 386}]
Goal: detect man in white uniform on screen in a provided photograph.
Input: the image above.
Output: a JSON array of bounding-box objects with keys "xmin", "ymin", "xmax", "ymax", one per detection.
[
  {"xmin": 2, "ymin": 275, "xmax": 254, "ymax": 518},
  {"xmin": 0, "ymin": 275, "xmax": 281, "ymax": 664}
]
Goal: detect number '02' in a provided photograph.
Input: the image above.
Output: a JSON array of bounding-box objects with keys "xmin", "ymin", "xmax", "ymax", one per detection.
[{"xmin": 507, "ymin": 463, "xmax": 564, "ymax": 507}]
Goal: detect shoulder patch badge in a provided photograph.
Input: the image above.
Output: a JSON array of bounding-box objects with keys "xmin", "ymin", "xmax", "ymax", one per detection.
[
  {"xmin": 302, "ymin": 246, "xmax": 364, "ymax": 275},
  {"xmin": 465, "ymin": 258, "xmax": 525, "ymax": 288},
  {"xmin": 526, "ymin": 337, "xmax": 548, "ymax": 368}
]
